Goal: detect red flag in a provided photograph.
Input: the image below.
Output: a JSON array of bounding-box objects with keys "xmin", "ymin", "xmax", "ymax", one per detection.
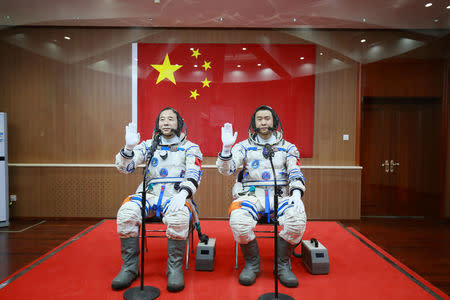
[{"xmin": 137, "ymin": 43, "xmax": 315, "ymax": 157}]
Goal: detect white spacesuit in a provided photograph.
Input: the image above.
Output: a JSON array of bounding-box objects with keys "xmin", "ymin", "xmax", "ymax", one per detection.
[
  {"xmin": 112, "ymin": 107, "xmax": 202, "ymax": 293},
  {"xmin": 216, "ymin": 105, "xmax": 306, "ymax": 288}
]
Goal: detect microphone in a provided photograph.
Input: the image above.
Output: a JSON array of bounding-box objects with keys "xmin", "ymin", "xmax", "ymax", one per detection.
[{"xmin": 263, "ymin": 143, "xmax": 274, "ymax": 159}]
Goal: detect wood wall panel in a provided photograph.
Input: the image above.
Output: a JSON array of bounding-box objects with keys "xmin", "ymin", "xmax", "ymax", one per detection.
[
  {"xmin": 8, "ymin": 166, "xmax": 361, "ymax": 219},
  {"xmin": 311, "ymin": 47, "xmax": 358, "ymax": 165},
  {"xmin": 362, "ymin": 59, "xmax": 445, "ymax": 98},
  {"xmin": 0, "ymin": 27, "xmax": 358, "ymax": 166},
  {"xmin": 1, "ymin": 26, "xmax": 361, "ymax": 220},
  {"xmin": 446, "ymin": 63, "xmax": 450, "ymax": 218},
  {"xmin": 303, "ymin": 169, "xmax": 361, "ymax": 219}
]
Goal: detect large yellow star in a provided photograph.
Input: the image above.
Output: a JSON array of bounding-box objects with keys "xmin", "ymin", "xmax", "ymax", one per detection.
[
  {"xmin": 191, "ymin": 48, "xmax": 201, "ymax": 59},
  {"xmin": 190, "ymin": 89, "xmax": 199, "ymax": 100},
  {"xmin": 151, "ymin": 54, "xmax": 182, "ymax": 85},
  {"xmin": 201, "ymin": 77, "xmax": 211, "ymax": 88},
  {"xmin": 202, "ymin": 60, "xmax": 211, "ymax": 71}
]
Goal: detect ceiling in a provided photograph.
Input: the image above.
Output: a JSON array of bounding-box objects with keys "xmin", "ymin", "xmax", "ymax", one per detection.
[{"xmin": 0, "ymin": 0, "xmax": 449, "ymax": 29}]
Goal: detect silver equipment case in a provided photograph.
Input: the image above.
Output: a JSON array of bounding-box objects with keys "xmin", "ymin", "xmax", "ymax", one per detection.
[{"xmin": 301, "ymin": 238, "xmax": 329, "ymax": 274}]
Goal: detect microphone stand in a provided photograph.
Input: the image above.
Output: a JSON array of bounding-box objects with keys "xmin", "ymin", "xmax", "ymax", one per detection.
[
  {"xmin": 259, "ymin": 145, "xmax": 294, "ymax": 300},
  {"xmin": 124, "ymin": 134, "xmax": 161, "ymax": 300}
]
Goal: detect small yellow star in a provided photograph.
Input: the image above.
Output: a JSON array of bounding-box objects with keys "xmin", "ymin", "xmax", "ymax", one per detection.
[
  {"xmin": 151, "ymin": 54, "xmax": 182, "ymax": 85},
  {"xmin": 202, "ymin": 60, "xmax": 211, "ymax": 71},
  {"xmin": 201, "ymin": 77, "xmax": 211, "ymax": 88},
  {"xmin": 189, "ymin": 89, "xmax": 200, "ymax": 100},
  {"xmin": 191, "ymin": 49, "xmax": 201, "ymax": 59}
]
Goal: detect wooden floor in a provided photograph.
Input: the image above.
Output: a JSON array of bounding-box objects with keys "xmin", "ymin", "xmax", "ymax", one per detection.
[{"xmin": 0, "ymin": 217, "xmax": 449, "ymax": 296}]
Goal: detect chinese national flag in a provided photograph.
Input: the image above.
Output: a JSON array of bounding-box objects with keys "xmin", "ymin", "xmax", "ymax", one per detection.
[{"xmin": 137, "ymin": 43, "xmax": 315, "ymax": 157}]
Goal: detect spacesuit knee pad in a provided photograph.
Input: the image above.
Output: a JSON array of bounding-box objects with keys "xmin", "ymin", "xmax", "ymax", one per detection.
[
  {"xmin": 117, "ymin": 200, "xmax": 143, "ymax": 238},
  {"xmin": 278, "ymin": 208, "xmax": 307, "ymax": 244},
  {"xmin": 229, "ymin": 209, "xmax": 257, "ymax": 244},
  {"xmin": 163, "ymin": 207, "xmax": 190, "ymax": 240}
]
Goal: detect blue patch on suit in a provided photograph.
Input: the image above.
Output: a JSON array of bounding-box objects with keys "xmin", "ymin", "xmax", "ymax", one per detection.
[
  {"xmin": 251, "ymin": 160, "xmax": 260, "ymax": 169},
  {"xmin": 160, "ymin": 168, "xmax": 168, "ymax": 177},
  {"xmin": 151, "ymin": 157, "xmax": 159, "ymax": 167},
  {"xmin": 262, "ymin": 171, "xmax": 271, "ymax": 180}
]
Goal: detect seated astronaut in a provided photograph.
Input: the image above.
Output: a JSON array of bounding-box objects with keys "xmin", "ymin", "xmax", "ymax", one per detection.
[
  {"xmin": 112, "ymin": 107, "xmax": 202, "ymax": 292},
  {"xmin": 216, "ymin": 105, "xmax": 307, "ymax": 288}
]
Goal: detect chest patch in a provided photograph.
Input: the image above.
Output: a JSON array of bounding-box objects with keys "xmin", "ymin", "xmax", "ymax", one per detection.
[
  {"xmin": 251, "ymin": 160, "xmax": 260, "ymax": 169},
  {"xmin": 150, "ymin": 157, "xmax": 159, "ymax": 167},
  {"xmin": 159, "ymin": 168, "xmax": 168, "ymax": 177},
  {"xmin": 262, "ymin": 171, "xmax": 271, "ymax": 180}
]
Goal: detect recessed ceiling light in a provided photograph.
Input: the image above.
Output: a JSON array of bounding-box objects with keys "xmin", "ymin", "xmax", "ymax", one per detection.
[
  {"xmin": 300, "ymin": 57, "xmax": 304, "ymax": 60},
  {"xmin": 242, "ymin": 47, "xmax": 247, "ymax": 51},
  {"xmin": 64, "ymin": 36, "xmax": 71, "ymax": 40},
  {"xmin": 320, "ymin": 52, "xmax": 324, "ymax": 55},
  {"xmin": 360, "ymin": 38, "xmax": 366, "ymax": 43},
  {"xmin": 219, "ymin": 17, "xmax": 224, "ymax": 22},
  {"xmin": 292, "ymin": 18, "xmax": 297, "ymax": 22},
  {"xmin": 434, "ymin": 19, "xmax": 439, "ymax": 22},
  {"xmin": 257, "ymin": 63, "xmax": 261, "ymax": 67},
  {"xmin": 447, "ymin": 5, "xmax": 450, "ymax": 9},
  {"xmin": 362, "ymin": 18, "xmax": 366, "ymax": 22},
  {"xmin": 425, "ymin": 2, "xmax": 432, "ymax": 7},
  {"xmin": 194, "ymin": 65, "xmax": 198, "ymax": 68},
  {"xmin": 237, "ymin": 65, "xmax": 241, "ymax": 68}
]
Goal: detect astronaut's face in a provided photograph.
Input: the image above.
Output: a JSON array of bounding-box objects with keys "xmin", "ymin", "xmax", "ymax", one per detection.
[
  {"xmin": 255, "ymin": 109, "xmax": 273, "ymax": 138},
  {"xmin": 158, "ymin": 109, "xmax": 178, "ymax": 138}
]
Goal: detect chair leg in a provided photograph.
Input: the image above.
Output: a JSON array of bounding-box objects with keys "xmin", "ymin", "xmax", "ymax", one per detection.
[
  {"xmin": 185, "ymin": 227, "xmax": 191, "ymax": 270},
  {"xmin": 235, "ymin": 241, "xmax": 239, "ymax": 269},
  {"xmin": 191, "ymin": 227, "xmax": 194, "ymax": 254}
]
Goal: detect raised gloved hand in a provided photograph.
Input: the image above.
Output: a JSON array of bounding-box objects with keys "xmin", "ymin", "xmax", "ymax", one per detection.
[
  {"xmin": 221, "ymin": 123, "xmax": 238, "ymax": 156},
  {"xmin": 125, "ymin": 122, "xmax": 140, "ymax": 151},
  {"xmin": 168, "ymin": 189, "xmax": 189, "ymax": 212},
  {"xmin": 291, "ymin": 190, "xmax": 305, "ymax": 214}
]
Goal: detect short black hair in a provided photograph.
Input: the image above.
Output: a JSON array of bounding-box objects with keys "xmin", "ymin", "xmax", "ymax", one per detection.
[{"xmin": 154, "ymin": 107, "xmax": 184, "ymax": 136}]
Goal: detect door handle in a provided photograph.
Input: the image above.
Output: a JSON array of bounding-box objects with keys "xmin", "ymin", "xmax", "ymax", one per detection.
[
  {"xmin": 381, "ymin": 160, "xmax": 389, "ymax": 173},
  {"xmin": 390, "ymin": 160, "xmax": 400, "ymax": 173}
]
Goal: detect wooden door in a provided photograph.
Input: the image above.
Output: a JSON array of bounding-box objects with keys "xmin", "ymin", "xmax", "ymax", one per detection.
[{"xmin": 361, "ymin": 97, "xmax": 441, "ymax": 217}]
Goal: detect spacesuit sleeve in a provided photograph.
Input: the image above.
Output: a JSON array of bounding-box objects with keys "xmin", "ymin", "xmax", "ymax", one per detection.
[
  {"xmin": 115, "ymin": 140, "xmax": 148, "ymax": 174},
  {"xmin": 285, "ymin": 143, "xmax": 306, "ymax": 196},
  {"xmin": 179, "ymin": 144, "xmax": 203, "ymax": 197},
  {"xmin": 216, "ymin": 142, "xmax": 246, "ymax": 176}
]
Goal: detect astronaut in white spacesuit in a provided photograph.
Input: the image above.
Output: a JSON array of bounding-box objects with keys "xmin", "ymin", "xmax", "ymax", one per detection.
[
  {"xmin": 216, "ymin": 105, "xmax": 306, "ymax": 288},
  {"xmin": 112, "ymin": 107, "xmax": 202, "ymax": 292}
]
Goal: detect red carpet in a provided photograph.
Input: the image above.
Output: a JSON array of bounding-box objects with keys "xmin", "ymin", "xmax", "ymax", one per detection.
[{"xmin": 0, "ymin": 220, "xmax": 448, "ymax": 300}]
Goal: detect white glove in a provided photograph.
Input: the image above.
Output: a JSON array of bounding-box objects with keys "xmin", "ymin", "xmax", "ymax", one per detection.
[
  {"xmin": 291, "ymin": 190, "xmax": 305, "ymax": 214},
  {"xmin": 125, "ymin": 122, "xmax": 140, "ymax": 151},
  {"xmin": 168, "ymin": 189, "xmax": 189, "ymax": 212},
  {"xmin": 221, "ymin": 123, "xmax": 237, "ymax": 156}
]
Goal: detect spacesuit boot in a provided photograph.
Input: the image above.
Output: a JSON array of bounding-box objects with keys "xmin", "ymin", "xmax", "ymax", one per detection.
[
  {"xmin": 166, "ymin": 238, "xmax": 186, "ymax": 292},
  {"xmin": 111, "ymin": 237, "xmax": 140, "ymax": 290},
  {"xmin": 238, "ymin": 239, "xmax": 260, "ymax": 286},
  {"xmin": 277, "ymin": 237, "xmax": 299, "ymax": 288}
]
